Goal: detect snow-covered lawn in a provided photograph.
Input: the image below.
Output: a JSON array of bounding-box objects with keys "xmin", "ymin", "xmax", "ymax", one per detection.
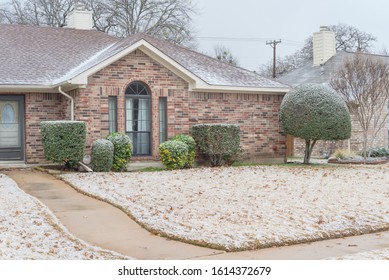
[
  {"xmin": 61, "ymin": 165, "xmax": 389, "ymax": 252},
  {"xmin": 0, "ymin": 174, "xmax": 127, "ymax": 260}
]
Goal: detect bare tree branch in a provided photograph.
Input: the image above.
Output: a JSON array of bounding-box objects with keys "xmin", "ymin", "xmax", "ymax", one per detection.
[
  {"xmin": 329, "ymin": 54, "xmax": 389, "ymax": 157},
  {"xmin": 214, "ymin": 44, "xmax": 239, "ymax": 66},
  {"xmin": 0, "ymin": 0, "xmax": 197, "ymax": 47}
]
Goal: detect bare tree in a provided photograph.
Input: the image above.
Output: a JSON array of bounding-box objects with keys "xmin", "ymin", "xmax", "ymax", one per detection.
[
  {"xmin": 260, "ymin": 23, "xmax": 377, "ymax": 78},
  {"xmin": 214, "ymin": 44, "xmax": 238, "ymax": 66},
  {"xmin": 329, "ymin": 54, "xmax": 389, "ymax": 158},
  {"xmin": 85, "ymin": 0, "xmax": 196, "ymax": 46},
  {"xmin": 0, "ymin": 0, "xmax": 197, "ymax": 46},
  {"xmin": 331, "ymin": 23, "xmax": 377, "ymax": 52},
  {"xmin": 0, "ymin": 0, "xmax": 74, "ymax": 26}
]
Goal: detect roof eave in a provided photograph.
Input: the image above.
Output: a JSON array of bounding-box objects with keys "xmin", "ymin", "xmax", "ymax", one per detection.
[
  {"xmin": 0, "ymin": 84, "xmax": 57, "ymax": 93},
  {"xmin": 190, "ymin": 85, "xmax": 290, "ymax": 94},
  {"xmin": 0, "ymin": 83, "xmax": 81, "ymax": 93}
]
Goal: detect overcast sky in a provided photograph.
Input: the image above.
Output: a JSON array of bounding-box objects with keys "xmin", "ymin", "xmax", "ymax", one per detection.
[
  {"xmin": 193, "ymin": 0, "xmax": 389, "ymax": 70},
  {"xmin": 1, "ymin": 0, "xmax": 388, "ymax": 71}
]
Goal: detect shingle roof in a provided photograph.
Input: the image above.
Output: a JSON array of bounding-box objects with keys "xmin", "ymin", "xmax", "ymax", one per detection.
[
  {"xmin": 0, "ymin": 24, "xmax": 288, "ymax": 90},
  {"xmin": 278, "ymin": 51, "xmax": 389, "ymax": 87},
  {"xmin": 137, "ymin": 34, "xmax": 287, "ymax": 88},
  {"xmin": 0, "ymin": 24, "xmax": 120, "ymax": 85}
]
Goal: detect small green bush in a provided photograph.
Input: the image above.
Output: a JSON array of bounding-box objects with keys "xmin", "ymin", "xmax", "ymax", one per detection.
[
  {"xmin": 366, "ymin": 147, "xmax": 389, "ymax": 157},
  {"xmin": 191, "ymin": 124, "xmax": 240, "ymax": 167},
  {"xmin": 106, "ymin": 133, "xmax": 132, "ymax": 172},
  {"xmin": 91, "ymin": 139, "xmax": 114, "ymax": 172},
  {"xmin": 159, "ymin": 140, "xmax": 189, "ymax": 170},
  {"xmin": 41, "ymin": 121, "xmax": 86, "ymax": 168},
  {"xmin": 172, "ymin": 134, "xmax": 196, "ymax": 168}
]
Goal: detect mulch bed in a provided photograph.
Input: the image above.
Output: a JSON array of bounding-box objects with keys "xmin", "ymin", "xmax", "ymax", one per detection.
[{"xmin": 328, "ymin": 157, "xmax": 389, "ymax": 165}]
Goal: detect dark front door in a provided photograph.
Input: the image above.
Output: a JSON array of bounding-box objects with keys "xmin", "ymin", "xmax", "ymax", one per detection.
[
  {"xmin": 0, "ymin": 95, "xmax": 25, "ymax": 161},
  {"xmin": 125, "ymin": 82, "xmax": 152, "ymax": 156}
]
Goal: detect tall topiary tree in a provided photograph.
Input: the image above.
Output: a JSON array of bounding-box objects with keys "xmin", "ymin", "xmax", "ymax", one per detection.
[{"xmin": 280, "ymin": 84, "xmax": 351, "ymax": 164}]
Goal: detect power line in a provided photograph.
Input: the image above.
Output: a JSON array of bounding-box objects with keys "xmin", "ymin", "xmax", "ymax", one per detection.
[{"xmin": 196, "ymin": 36, "xmax": 303, "ymax": 46}]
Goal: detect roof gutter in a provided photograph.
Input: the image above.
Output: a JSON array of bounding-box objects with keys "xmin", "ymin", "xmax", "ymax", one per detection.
[{"xmin": 58, "ymin": 86, "xmax": 74, "ymax": 120}]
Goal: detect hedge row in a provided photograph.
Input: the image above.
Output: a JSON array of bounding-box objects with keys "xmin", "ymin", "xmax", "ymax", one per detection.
[{"xmin": 41, "ymin": 121, "xmax": 132, "ymax": 172}]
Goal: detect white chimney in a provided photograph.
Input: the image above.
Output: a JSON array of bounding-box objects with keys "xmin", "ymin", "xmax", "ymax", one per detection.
[
  {"xmin": 313, "ymin": 26, "xmax": 336, "ymax": 66},
  {"xmin": 66, "ymin": 3, "xmax": 93, "ymax": 30}
]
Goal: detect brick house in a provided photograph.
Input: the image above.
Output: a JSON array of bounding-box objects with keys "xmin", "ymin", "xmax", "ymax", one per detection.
[
  {"xmin": 278, "ymin": 26, "xmax": 389, "ymax": 157},
  {"xmin": 0, "ymin": 9, "xmax": 289, "ymax": 165}
]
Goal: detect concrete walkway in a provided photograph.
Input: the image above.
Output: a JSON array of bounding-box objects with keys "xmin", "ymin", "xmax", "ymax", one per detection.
[{"xmin": 4, "ymin": 169, "xmax": 389, "ymax": 260}]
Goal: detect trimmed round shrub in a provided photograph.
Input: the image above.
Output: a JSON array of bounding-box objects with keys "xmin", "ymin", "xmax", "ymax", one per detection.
[
  {"xmin": 106, "ymin": 133, "xmax": 132, "ymax": 172},
  {"xmin": 41, "ymin": 121, "xmax": 86, "ymax": 168},
  {"xmin": 280, "ymin": 84, "xmax": 351, "ymax": 140},
  {"xmin": 280, "ymin": 84, "xmax": 351, "ymax": 164},
  {"xmin": 191, "ymin": 124, "xmax": 240, "ymax": 167},
  {"xmin": 159, "ymin": 140, "xmax": 189, "ymax": 170},
  {"xmin": 91, "ymin": 139, "xmax": 114, "ymax": 172},
  {"xmin": 172, "ymin": 134, "xmax": 196, "ymax": 168}
]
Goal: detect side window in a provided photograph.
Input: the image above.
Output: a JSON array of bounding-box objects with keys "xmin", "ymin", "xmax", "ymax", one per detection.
[
  {"xmin": 159, "ymin": 97, "xmax": 167, "ymax": 143},
  {"xmin": 108, "ymin": 96, "xmax": 117, "ymax": 133}
]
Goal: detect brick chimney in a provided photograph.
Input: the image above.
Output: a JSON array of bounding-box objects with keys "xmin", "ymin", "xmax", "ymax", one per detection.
[
  {"xmin": 66, "ymin": 3, "xmax": 93, "ymax": 30},
  {"xmin": 313, "ymin": 26, "xmax": 336, "ymax": 66}
]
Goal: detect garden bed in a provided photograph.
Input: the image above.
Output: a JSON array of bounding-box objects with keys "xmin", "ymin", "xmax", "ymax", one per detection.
[{"xmin": 328, "ymin": 157, "xmax": 389, "ymax": 165}]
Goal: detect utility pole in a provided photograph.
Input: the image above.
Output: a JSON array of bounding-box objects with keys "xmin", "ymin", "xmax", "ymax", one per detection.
[{"xmin": 266, "ymin": 40, "xmax": 282, "ymax": 78}]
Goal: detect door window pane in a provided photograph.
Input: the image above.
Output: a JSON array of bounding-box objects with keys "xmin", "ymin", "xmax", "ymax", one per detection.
[{"xmin": 0, "ymin": 101, "xmax": 20, "ymax": 147}]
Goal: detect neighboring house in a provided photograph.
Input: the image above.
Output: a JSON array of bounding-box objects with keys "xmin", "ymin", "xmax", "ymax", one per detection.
[
  {"xmin": 278, "ymin": 26, "xmax": 389, "ymax": 157},
  {"xmin": 0, "ymin": 7, "xmax": 289, "ymax": 164}
]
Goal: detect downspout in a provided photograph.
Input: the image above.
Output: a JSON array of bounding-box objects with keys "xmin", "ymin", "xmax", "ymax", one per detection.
[
  {"xmin": 57, "ymin": 86, "xmax": 92, "ymax": 172},
  {"xmin": 58, "ymin": 86, "xmax": 74, "ymax": 120}
]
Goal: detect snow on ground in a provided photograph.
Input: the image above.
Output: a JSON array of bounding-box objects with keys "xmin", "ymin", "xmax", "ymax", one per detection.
[
  {"xmin": 0, "ymin": 174, "xmax": 128, "ymax": 260},
  {"xmin": 330, "ymin": 248, "xmax": 389, "ymax": 260},
  {"xmin": 61, "ymin": 165, "xmax": 389, "ymax": 252}
]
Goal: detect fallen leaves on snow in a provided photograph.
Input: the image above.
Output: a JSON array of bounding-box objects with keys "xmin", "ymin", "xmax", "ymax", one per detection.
[{"xmin": 61, "ymin": 165, "xmax": 389, "ymax": 252}]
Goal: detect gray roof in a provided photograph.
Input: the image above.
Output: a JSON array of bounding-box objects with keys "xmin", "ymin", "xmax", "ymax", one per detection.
[
  {"xmin": 0, "ymin": 24, "xmax": 287, "ymax": 90},
  {"xmin": 0, "ymin": 24, "xmax": 120, "ymax": 85},
  {"xmin": 278, "ymin": 51, "xmax": 389, "ymax": 87}
]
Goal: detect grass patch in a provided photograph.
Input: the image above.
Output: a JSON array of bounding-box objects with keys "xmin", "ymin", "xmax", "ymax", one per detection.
[{"xmin": 136, "ymin": 167, "xmax": 166, "ymax": 172}]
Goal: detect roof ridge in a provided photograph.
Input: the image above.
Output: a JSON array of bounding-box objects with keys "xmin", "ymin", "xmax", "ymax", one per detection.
[
  {"xmin": 343, "ymin": 50, "xmax": 389, "ymax": 58},
  {"xmin": 131, "ymin": 32, "xmax": 278, "ymax": 81}
]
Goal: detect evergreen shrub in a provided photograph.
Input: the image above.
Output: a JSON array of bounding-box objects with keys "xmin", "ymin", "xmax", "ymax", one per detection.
[
  {"xmin": 191, "ymin": 124, "xmax": 240, "ymax": 166},
  {"xmin": 41, "ymin": 121, "xmax": 86, "ymax": 168},
  {"xmin": 91, "ymin": 139, "xmax": 114, "ymax": 172}
]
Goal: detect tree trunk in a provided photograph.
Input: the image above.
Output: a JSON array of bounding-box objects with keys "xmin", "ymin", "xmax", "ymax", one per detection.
[
  {"xmin": 304, "ymin": 139, "xmax": 317, "ymax": 164},
  {"xmin": 362, "ymin": 132, "xmax": 368, "ymax": 159}
]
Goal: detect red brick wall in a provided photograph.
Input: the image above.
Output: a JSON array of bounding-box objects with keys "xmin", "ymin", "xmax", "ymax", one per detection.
[
  {"xmin": 77, "ymin": 50, "xmax": 286, "ymax": 162},
  {"xmin": 188, "ymin": 92, "xmax": 286, "ymax": 160},
  {"xmin": 25, "ymin": 93, "xmax": 66, "ymax": 163},
  {"xmin": 1, "ymin": 50, "xmax": 287, "ymax": 164},
  {"xmin": 0, "ymin": 92, "xmax": 66, "ymax": 164}
]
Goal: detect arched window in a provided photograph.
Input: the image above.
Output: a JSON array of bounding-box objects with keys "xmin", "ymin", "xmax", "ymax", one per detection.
[{"xmin": 125, "ymin": 81, "xmax": 151, "ymax": 155}]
